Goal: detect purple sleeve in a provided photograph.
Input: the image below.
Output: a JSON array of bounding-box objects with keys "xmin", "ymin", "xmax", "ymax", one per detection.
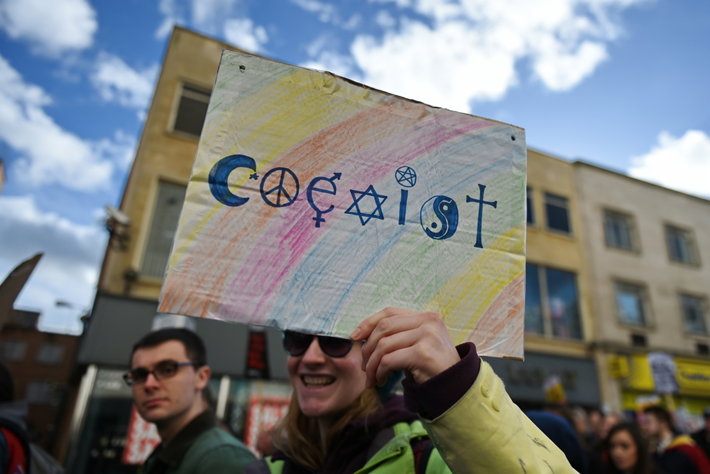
[{"xmin": 402, "ymin": 342, "xmax": 481, "ymax": 420}]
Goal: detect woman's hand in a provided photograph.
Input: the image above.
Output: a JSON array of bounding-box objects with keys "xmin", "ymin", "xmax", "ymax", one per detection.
[{"xmin": 351, "ymin": 307, "xmax": 460, "ymax": 388}]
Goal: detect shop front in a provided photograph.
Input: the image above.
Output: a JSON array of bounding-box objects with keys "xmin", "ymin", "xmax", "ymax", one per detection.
[
  {"xmin": 65, "ymin": 293, "xmax": 292, "ymax": 474},
  {"xmin": 485, "ymin": 352, "xmax": 601, "ymax": 408},
  {"xmin": 619, "ymin": 352, "xmax": 710, "ymax": 431}
]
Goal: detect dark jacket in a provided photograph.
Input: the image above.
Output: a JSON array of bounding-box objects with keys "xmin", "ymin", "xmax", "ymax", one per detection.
[
  {"xmin": 141, "ymin": 410, "xmax": 255, "ymax": 473},
  {"xmin": 653, "ymin": 434, "xmax": 710, "ymax": 474},
  {"xmin": 692, "ymin": 428, "xmax": 710, "ymax": 461}
]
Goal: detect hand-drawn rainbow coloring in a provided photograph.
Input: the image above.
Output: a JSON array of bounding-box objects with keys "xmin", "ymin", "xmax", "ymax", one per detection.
[{"xmin": 159, "ymin": 50, "xmax": 527, "ymax": 359}]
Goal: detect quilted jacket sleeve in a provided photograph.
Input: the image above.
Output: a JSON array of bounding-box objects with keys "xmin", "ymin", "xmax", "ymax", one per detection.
[{"xmin": 422, "ymin": 361, "xmax": 578, "ymax": 473}]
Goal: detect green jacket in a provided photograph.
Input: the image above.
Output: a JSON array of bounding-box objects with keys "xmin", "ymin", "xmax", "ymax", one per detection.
[
  {"xmin": 141, "ymin": 410, "xmax": 255, "ymax": 474},
  {"xmin": 261, "ymin": 420, "xmax": 449, "ymax": 474}
]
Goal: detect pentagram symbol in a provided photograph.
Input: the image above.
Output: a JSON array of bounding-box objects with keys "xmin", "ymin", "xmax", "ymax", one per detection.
[
  {"xmin": 395, "ymin": 166, "xmax": 417, "ymax": 188},
  {"xmin": 345, "ymin": 184, "xmax": 388, "ymax": 225},
  {"xmin": 260, "ymin": 167, "xmax": 300, "ymax": 207}
]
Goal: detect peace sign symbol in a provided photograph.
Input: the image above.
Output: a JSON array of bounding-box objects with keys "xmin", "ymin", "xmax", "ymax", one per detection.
[{"xmin": 260, "ymin": 167, "xmax": 300, "ymax": 207}]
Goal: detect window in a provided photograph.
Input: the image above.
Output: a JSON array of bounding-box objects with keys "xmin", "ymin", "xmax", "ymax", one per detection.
[
  {"xmin": 544, "ymin": 193, "xmax": 571, "ymax": 234},
  {"xmin": 141, "ymin": 181, "xmax": 187, "ymax": 278},
  {"xmin": 26, "ymin": 380, "xmax": 57, "ymax": 405},
  {"xmin": 525, "ymin": 263, "xmax": 582, "ymax": 339},
  {"xmin": 36, "ymin": 343, "xmax": 64, "ymax": 365},
  {"xmin": 680, "ymin": 293, "xmax": 708, "ymax": 334},
  {"xmin": 615, "ymin": 281, "xmax": 648, "ymax": 326},
  {"xmin": 665, "ymin": 225, "xmax": 698, "ymax": 265},
  {"xmin": 0, "ymin": 340, "xmax": 26, "ymax": 361},
  {"xmin": 603, "ymin": 209, "xmax": 636, "ymax": 251},
  {"xmin": 526, "ymin": 187, "xmax": 535, "ymax": 225},
  {"xmin": 172, "ymin": 83, "xmax": 210, "ymax": 137}
]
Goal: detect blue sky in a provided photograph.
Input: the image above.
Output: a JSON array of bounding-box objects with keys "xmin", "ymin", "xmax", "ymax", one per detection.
[{"xmin": 1, "ymin": 0, "xmax": 709, "ymax": 334}]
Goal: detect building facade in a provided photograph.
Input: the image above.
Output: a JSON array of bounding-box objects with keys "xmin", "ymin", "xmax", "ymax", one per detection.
[
  {"xmin": 67, "ymin": 28, "xmax": 291, "ymax": 473},
  {"xmin": 65, "ymin": 24, "xmax": 710, "ymax": 473},
  {"xmin": 486, "ymin": 149, "xmax": 600, "ymax": 409},
  {"xmin": 0, "ymin": 309, "xmax": 80, "ymax": 460},
  {"xmin": 575, "ymin": 161, "xmax": 710, "ymax": 422}
]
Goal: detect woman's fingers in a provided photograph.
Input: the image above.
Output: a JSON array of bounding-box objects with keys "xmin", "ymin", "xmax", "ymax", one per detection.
[{"xmin": 355, "ymin": 307, "xmax": 460, "ymax": 386}]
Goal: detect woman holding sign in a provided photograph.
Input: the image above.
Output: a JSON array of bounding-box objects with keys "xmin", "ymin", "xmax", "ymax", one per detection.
[{"xmin": 247, "ymin": 308, "xmax": 574, "ymax": 473}]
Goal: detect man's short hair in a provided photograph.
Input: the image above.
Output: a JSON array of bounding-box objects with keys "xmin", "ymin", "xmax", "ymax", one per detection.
[
  {"xmin": 643, "ymin": 405, "xmax": 673, "ymax": 428},
  {"xmin": 130, "ymin": 327, "xmax": 207, "ymax": 367}
]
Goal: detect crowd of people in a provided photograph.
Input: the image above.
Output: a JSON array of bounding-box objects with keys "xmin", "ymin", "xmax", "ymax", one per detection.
[
  {"xmin": 3, "ymin": 308, "xmax": 710, "ymax": 473},
  {"xmin": 532, "ymin": 401, "xmax": 710, "ymax": 473}
]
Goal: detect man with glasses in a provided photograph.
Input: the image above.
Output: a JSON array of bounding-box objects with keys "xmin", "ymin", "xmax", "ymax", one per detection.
[{"xmin": 125, "ymin": 327, "xmax": 255, "ymax": 473}]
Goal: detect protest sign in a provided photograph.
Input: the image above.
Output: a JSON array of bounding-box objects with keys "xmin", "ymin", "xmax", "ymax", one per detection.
[{"xmin": 159, "ymin": 50, "xmax": 526, "ymax": 358}]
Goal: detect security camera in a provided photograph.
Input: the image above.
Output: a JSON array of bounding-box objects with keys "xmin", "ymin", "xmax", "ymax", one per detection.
[{"xmin": 105, "ymin": 205, "xmax": 131, "ymax": 226}]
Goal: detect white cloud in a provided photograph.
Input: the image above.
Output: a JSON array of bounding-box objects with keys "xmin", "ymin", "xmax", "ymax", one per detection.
[
  {"xmin": 302, "ymin": 35, "xmax": 357, "ymax": 77},
  {"xmin": 0, "ymin": 195, "xmax": 106, "ymax": 334},
  {"xmin": 375, "ymin": 10, "xmax": 398, "ymax": 29},
  {"xmin": 292, "ymin": 0, "xmax": 362, "ymax": 29},
  {"xmin": 533, "ymin": 39, "xmax": 608, "ymax": 91},
  {"xmin": 156, "ymin": 0, "xmax": 270, "ymax": 52},
  {"xmin": 353, "ymin": 19, "xmax": 517, "ymax": 111},
  {"xmin": 0, "ymin": 0, "xmax": 96, "ymax": 56},
  {"xmin": 628, "ymin": 130, "xmax": 710, "ymax": 199},
  {"xmin": 0, "ymin": 55, "xmax": 133, "ymax": 191},
  {"xmin": 91, "ymin": 53, "xmax": 158, "ymax": 113},
  {"xmin": 291, "ymin": 0, "xmax": 338, "ymax": 23},
  {"xmin": 156, "ymin": 0, "xmax": 186, "ymax": 39},
  {"xmin": 224, "ymin": 18, "xmax": 270, "ymax": 52},
  {"xmin": 313, "ymin": 0, "xmax": 647, "ymax": 112},
  {"xmin": 192, "ymin": 0, "xmax": 239, "ymax": 32}
]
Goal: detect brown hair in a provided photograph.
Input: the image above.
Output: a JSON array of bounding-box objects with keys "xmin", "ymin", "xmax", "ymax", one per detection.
[{"xmin": 271, "ymin": 387, "xmax": 381, "ymax": 470}]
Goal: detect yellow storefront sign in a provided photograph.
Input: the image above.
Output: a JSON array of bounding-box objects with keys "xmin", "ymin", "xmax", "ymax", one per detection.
[
  {"xmin": 675, "ymin": 357, "xmax": 710, "ymax": 396},
  {"xmin": 624, "ymin": 354, "xmax": 710, "ymax": 396}
]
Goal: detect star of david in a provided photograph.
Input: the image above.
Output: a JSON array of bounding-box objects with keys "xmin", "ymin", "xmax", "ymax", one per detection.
[
  {"xmin": 395, "ymin": 166, "xmax": 417, "ymax": 188},
  {"xmin": 345, "ymin": 184, "xmax": 388, "ymax": 225}
]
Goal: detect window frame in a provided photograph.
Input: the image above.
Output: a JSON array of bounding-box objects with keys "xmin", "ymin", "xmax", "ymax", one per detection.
[
  {"xmin": 679, "ymin": 292, "xmax": 708, "ymax": 335},
  {"xmin": 603, "ymin": 208, "xmax": 637, "ymax": 252},
  {"xmin": 544, "ymin": 192, "xmax": 572, "ymax": 235},
  {"xmin": 169, "ymin": 82, "xmax": 211, "ymax": 139},
  {"xmin": 35, "ymin": 342, "xmax": 65, "ymax": 366},
  {"xmin": 526, "ymin": 186, "xmax": 535, "ymax": 226},
  {"xmin": 0, "ymin": 340, "xmax": 27, "ymax": 362},
  {"xmin": 26, "ymin": 380, "xmax": 58, "ymax": 405},
  {"xmin": 664, "ymin": 224, "xmax": 699, "ymax": 266},
  {"xmin": 140, "ymin": 180, "xmax": 188, "ymax": 280},
  {"xmin": 525, "ymin": 263, "xmax": 583, "ymax": 340},
  {"xmin": 614, "ymin": 280, "xmax": 650, "ymax": 328}
]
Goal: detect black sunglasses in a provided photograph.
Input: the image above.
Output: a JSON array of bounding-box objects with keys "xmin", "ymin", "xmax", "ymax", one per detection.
[
  {"xmin": 123, "ymin": 360, "xmax": 198, "ymax": 386},
  {"xmin": 282, "ymin": 331, "xmax": 354, "ymax": 358}
]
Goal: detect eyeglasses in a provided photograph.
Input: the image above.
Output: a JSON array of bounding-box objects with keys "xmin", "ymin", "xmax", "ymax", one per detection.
[
  {"xmin": 282, "ymin": 331, "xmax": 354, "ymax": 358},
  {"xmin": 123, "ymin": 360, "xmax": 198, "ymax": 386}
]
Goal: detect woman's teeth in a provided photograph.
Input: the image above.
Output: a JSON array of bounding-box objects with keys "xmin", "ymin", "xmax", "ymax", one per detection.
[{"xmin": 302, "ymin": 375, "xmax": 335, "ymax": 386}]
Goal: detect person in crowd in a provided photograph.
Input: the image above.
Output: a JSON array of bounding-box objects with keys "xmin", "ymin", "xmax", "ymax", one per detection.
[
  {"xmin": 602, "ymin": 421, "xmax": 658, "ymax": 474},
  {"xmin": 1, "ymin": 362, "xmax": 65, "ymax": 473},
  {"xmin": 527, "ymin": 408, "xmax": 589, "ymax": 473},
  {"xmin": 640, "ymin": 405, "xmax": 710, "ymax": 474},
  {"xmin": 0, "ymin": 362, "xmax": 30, "ymax": 474},
  {"xmin": 126, "ymin": 327, "xmax": 255, "ymax": 473},
  {"xmin": 247, "ymin": 307, "xmax": 575, "ymax": 473},
  {"xmin": 692, "ymin": 408, "xmax": 710, "ymax": 460}
]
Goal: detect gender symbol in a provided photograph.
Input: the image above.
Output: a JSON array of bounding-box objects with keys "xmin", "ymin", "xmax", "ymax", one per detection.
[
  {"xmin": 260, "ymin": 167, "xmax": 300, "ymax": 207},
  {"xmin": 345, "ymin": 184, "xmax": 388, "ymax": 226},
  {"xmin": 395, "ymin": 166, "xmax": 417, "ymax": 188},
  {"xmin": 420, "ymin": 195, "xmax": 459, "ymax": 240},
  {"xmin": 307, "ymin": 172, "xmax": 341, "ymax": 227}
]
